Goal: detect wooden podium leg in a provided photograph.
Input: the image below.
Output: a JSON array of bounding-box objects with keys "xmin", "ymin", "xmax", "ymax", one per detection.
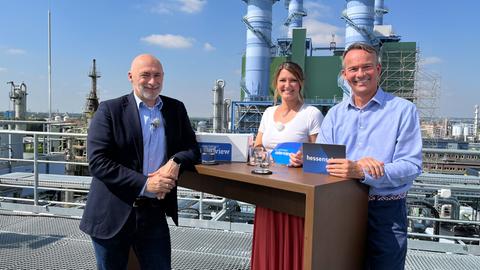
[{"xmin": 127, "ymin": 247, "xmax": 141, "ymax": 270}]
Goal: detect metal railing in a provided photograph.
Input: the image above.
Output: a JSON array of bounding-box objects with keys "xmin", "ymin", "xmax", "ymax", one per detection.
[
  {"xmin": 0, "ymin": 129, "xmax": 250, "ymax": 227},
  {"xmin": 0, "ymin": 129, "xmax": 479, "ymax": 252},
  {"xmin": 0, "ymin": 129, "xmax": 88, "ymax": 215}
]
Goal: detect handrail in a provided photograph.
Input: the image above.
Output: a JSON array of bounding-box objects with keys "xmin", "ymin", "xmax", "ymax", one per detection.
[{"xmin": 0, "ymin": 129, "xmax": 86, "ymax": 137}]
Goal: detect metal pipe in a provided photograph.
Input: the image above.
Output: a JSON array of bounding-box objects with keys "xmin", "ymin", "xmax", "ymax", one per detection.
[
  {"xmin": 47, "ymin": 10, "xmax": 52, "ymax": 156},
  {"xmin": 0, "ymin": 129, "xmax": 87, "ymax": 137},
  {"xmin": 0, "ymin": 196, "xmax": 86, "ymax": 207},
  {"xmin": 199, "ymin": 192, "xmax": 204, "ymax": 220},
  {"xmin": 48, "ymin": 10, "xmax": 52, "ymax": 122},
  {"xmin": 409, "ymin": 216, "xmax": 480, "ymax": 226},
  {"xmin": 33, "ymin": 134, "xmax": 39, "ymax": 206},
  {"xmin": 0, "ymin": 157, "xmax": 88, "ymax": 166},
  {"xmin": 223, "ymin": 99, "xmax": 231, "ymax": 132},
  {"xmin": 408, "ymin": 232, "xmax": 480, "ymax": 243}
]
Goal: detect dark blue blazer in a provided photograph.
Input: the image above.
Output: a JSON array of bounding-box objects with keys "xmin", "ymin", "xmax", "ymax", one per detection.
[{"xmin": 80, "ymin": 93, "xmax": 199, "ymax": 239}]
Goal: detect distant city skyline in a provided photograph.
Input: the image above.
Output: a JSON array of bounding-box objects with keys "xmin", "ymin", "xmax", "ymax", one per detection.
[{"xmin": 0, "ymin": 1, "xmax": 478, "ymax": 118}]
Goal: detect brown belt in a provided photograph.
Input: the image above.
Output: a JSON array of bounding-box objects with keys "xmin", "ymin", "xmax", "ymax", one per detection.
[{"xmin": 368, "ymin": 192, "xmax": 406, "ymax": 201}]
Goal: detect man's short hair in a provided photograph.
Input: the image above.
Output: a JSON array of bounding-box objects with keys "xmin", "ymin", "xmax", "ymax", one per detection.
[{"xmin": 342, "ymin": 43, "xmax": 380, "ymax": 68}]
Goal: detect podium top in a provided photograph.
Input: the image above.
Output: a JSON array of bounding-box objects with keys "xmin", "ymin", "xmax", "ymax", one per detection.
[{"xmin": 195, "ymin": 162, "xmax": 352, "ymax": 195}]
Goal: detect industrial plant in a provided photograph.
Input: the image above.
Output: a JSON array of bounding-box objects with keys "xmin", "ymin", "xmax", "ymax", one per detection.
[{"xmin": 0, "ymin": 0, "xmax": 479, "ymax": 269}]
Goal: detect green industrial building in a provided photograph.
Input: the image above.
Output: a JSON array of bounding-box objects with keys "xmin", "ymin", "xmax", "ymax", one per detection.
[{"xmin": 235, "ymin": 28, "xmax": 418, "ymax": 133}]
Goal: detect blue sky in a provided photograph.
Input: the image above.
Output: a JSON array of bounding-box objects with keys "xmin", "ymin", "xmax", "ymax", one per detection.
[{"xmin": 0, "ymin": 0, "xmax": 478, "ymax": 118}]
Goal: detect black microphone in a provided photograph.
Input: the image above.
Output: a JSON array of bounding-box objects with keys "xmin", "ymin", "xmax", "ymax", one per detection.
[{"xmin": 151, "ymin": 118, "xmax": 160, "ymax": 129}]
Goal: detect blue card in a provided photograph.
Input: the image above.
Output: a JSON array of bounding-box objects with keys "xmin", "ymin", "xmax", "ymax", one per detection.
[
  {"xmin": 271, "ymin": 142, "xmax": 302, "ymax": 165},
  {"xmin": 302, "ymin": 143, "xmax": 346, "ymax": 174}
]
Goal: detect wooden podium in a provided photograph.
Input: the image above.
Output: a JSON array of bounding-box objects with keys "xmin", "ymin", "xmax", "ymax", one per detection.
[{"xmin": 178, "ymin": 163, "xmax": 368, "ymax": 270}]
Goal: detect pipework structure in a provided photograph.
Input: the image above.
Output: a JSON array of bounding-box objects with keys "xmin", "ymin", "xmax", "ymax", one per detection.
[
  {"xmin": 83, "ymin": 59, "xmax": 100, "ymax": 122},
  {"xmin": 5, "ymin": 81, "xmax": 27, "ymax": 159},
  {"xmin": 232, "ymin": 0, "xmax": 438, "ymax": 133},
  {"xmin": 7, "ymin": 81, "xmax": 27, "ymax": 122},
  {"xmin": 475, "ymin": 105, "xmax": 479, "ymax": 141},
  {"xmin": 212, "ymin": 79, "xmax": 226, "ymax": 133}
]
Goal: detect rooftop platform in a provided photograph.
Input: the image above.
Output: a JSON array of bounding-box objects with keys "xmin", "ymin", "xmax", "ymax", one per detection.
[{"xmin": 0, "ymin": 211, "xmax": 479, "ymax": 270}]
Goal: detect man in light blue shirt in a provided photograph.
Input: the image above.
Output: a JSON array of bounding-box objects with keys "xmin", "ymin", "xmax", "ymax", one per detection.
[
  {"xmin": 81, "ymin": 54, "xmax": 200, "ymax": 270},
  {"xmin": 317, "ymin": 43, "xmax": 422, "ymax": 270},
  {"xmin": 134, "ymin": 93, "xmax": 168, "ymax": 198}
]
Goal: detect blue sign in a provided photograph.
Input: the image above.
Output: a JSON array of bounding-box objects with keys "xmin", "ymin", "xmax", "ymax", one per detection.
[
  {"xmin": 302, "ymin": 143, "xmax": 346, "ymax": 174},
  {"xmin": 198, "ymin": 142, "xmax": 232, "ymax": 162},
  {"xmin": 271, "ymin": 142, "xmax": 302, "ymax": 165}
]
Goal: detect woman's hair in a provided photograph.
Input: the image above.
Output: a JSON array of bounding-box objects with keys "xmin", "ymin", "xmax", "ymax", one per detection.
[{"xmin": 272, "ymin": 61, "xmax": 305, "ymax": 105}]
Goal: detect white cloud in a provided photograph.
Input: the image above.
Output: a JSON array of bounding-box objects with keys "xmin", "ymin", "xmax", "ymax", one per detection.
[
  {"xmin": 151, "ymin": 0, "xmax": 206, "ymax": 14},
  {"xmin": 179, "ymin": 0, "xmax": 206, "ymax": 14},
  {"xmin": 304, "ymin": 18, "xmax": 343, "ymax": 45},
  {"xmin": 150, "ymin": 3, "xmax": 171, "ymax": 14},
  {"xmin": 279, "ymin": 2, "xmax": 343, "ymax": 46},
  {"xmin": 0, "ymin": 67, "xmax": 6, "ymax": 72},
  {"xmin": 203, "ymin": 42, "xmax": 215, "ymax": 51},
  {"xmin": 419, "ymin": 56, "xmax": 442, "ymax": 66},
  {"xmin": 6, "ymin": 48, "xmax": 26, "ymax": 55},
  {"xmin": 304, "ymin": 1, "xmax": 333, "ymax": 19},
  {"xmin": 141, "ymin": 34, "xmax": 195, "ymax": 49}
]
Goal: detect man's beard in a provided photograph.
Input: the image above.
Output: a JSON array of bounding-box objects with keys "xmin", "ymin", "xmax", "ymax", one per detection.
[{"xmin": 139, "ymin": 84, "xmax": 161, "ymax": 100}]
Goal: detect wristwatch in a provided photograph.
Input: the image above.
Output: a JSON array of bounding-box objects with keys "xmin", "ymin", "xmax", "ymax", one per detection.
[{"xmin": 170, "ymin": 156, "xmax": 182, "ymax": 167}]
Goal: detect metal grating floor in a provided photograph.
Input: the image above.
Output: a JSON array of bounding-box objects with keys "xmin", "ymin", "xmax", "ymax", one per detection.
[
  {"xmin": 1, "ymin": 211, "xmax": 479, "ymax": 270},
  {"xmin": 406, "ymin": 249, "xmax": 480, "ymax": 270},
  {"xmin": 0, "ymin": 211, "xmax": 251, "ymax": 270}
]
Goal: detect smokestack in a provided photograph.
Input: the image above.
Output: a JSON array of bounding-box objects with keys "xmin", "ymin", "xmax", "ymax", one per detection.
[
  {"xmin": 242, "ymin": 0, "xmax": 278, "ymax": 100},
  {"xmin": 285, "ymin": 0, "xmax": 306, "ymax": 35},
  {"xmin": 212, "ymin": 80, "xmax": 225, "ymax": 133},
  {"xmin": 343, "ymin": 0, "xmax": 376, "ymax": 49},
  {"xmin": 374, "ymin": 0, "xmax": 388, "ymax": 25}
]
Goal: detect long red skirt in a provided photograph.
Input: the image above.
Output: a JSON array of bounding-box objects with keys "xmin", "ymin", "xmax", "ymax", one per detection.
[{"xmin": 250, "ymin": 206, "xmax": 304, "ymax": 270}]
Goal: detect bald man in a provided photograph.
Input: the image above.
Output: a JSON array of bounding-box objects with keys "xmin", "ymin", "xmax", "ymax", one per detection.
[{"xmin": 80, "ymin": 54, "xmax": 200, "ymax": 269}]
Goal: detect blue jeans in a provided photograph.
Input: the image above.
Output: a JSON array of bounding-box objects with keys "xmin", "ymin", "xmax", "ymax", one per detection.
[
  {"xmin": 91, "ymin": 206, "xmax": 171, "ymax": 270},
  {"xmin": 365, "ymin": 198, "xmax": 408, "ymax": 270}
]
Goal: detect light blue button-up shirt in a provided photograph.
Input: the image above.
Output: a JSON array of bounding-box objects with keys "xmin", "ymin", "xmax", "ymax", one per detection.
[
  {"xmin": 317, "ymin": 88, "xmax": 422, "ymax": 196},
  {"xmin": 133, "ymin": 93, "xmax": 167, "ymax": 198}
]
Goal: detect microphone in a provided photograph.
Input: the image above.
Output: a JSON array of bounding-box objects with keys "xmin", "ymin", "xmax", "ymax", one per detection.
[{"xmin": 151, "ymin": 118, "xmax": 161, "ymax": 129}]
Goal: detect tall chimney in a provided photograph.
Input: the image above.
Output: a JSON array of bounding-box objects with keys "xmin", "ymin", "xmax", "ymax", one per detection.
[{"xmin": 242, "ymin": 0, "xmax": 278, "ymax": 100}]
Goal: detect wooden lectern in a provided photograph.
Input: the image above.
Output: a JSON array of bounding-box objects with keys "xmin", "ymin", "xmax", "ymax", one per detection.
[
  {"xmin": 179, "ymin": 163, "xmax": 368, "ymax": 270},
  {"xmin": 128, "ymin": 163, "xmax": 368, "ymax": 269}
]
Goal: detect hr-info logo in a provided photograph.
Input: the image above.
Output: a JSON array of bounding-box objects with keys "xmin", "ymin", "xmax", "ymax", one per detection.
[{"xmin": 198, "ymin": 142, "xmax": 232, "ymax": 161}]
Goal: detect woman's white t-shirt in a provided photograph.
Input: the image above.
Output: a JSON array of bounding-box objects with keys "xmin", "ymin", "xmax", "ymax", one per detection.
[{"xmin": 258, "ymin": 104, "xmax": 324, "ymax": 151}]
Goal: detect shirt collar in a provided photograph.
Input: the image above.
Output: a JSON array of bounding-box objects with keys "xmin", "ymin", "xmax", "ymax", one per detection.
[
  {"xmin": 133, "ymin": 92, "xmax": 163, "ymax": 111},
  {"xmin": 346, "ymin": 87, "xmax": 385, "ymax": 110}
]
